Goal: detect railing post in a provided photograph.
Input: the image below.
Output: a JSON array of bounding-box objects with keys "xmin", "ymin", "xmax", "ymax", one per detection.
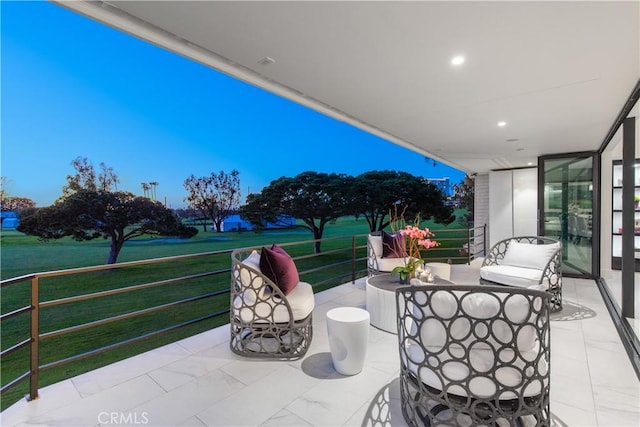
[
  {"xmin": 351, "ymin": 236, "xmax": 356, "ymax": 283},
  {"xmin": 467, "ymin": 227, "xmax": 472, "ymax": 265},
  {"xmin": 28, "ymin": 276, "xmax": 40, "ymax": 401},
  {"xmin": 483, "ymin": 224, "xmax": 488, "ymax": 256}
]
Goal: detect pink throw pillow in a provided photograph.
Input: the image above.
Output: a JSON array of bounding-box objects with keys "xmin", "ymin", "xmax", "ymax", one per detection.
[
  {"xmin": 382, "ymin": 231, "xmax": 407, "ymax": 258},
  {"xmin": 260, "ymin": 244, "xmax": 300, "ymax": 295}
]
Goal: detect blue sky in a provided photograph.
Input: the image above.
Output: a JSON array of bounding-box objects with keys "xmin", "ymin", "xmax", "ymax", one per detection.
[{"xmin": 1, "ymin": 1, "xmax": 465, "ymax": 208}]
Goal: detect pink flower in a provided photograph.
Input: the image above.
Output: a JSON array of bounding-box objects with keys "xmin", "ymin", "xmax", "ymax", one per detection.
[{"xmin": 418, "ymin": 239, "xmax": 438, "ymax": 249}]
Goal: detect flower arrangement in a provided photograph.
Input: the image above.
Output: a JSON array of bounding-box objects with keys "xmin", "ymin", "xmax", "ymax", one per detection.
[{"xmin": 389, "ymin": 214, "xmax": 439, "ymax": 283}]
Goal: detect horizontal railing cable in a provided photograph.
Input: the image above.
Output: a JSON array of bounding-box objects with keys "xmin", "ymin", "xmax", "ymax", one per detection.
[
  {"xmin": 40, "ymin": 290, "xmax": 228, "ymax": 340},
  {"xmin": 39, "ymin": 311, "xmax": 227, "ymax": 372},
  {"xmin": 40, "ymin": 270, "xmax": 228, "ymax": 308}
]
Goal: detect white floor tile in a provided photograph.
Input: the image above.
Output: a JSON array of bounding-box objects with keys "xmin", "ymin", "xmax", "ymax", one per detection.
[
  {"xmin": 130, "ymin": 369, "xmax": 246, "ymax": 426},
  {"xmin": 35, "ymin": 375, "xmax": 164, "ymax": 427}
]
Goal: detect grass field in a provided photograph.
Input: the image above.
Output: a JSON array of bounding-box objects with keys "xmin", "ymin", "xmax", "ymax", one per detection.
[{"xmin": 0, "ymin": 212, "xmax": 470, "ymax": 410}]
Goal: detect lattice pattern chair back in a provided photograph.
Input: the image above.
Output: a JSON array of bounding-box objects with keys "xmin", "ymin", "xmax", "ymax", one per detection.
[
  {"xmin": 482, "ymin": 236, "xmax": 562, "ymax": 312},
  {"xmin": 396, "ymin": 284, "xmax": 551, "ymax": 427},
  {"xmin": 230, "ymin": 248, "xmax": 313, "ymax": 359}
]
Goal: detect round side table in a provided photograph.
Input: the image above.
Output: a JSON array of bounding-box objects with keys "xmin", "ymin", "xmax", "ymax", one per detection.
[
  {"xmin": 366, "ymin": 273, "xmax": 453, "ymax": 333},
  {"xmin": 326, "ymin": 307, "xmax": 370, "ymax": 375}
]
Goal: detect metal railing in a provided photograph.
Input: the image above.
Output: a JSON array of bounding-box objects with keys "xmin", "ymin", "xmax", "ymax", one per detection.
[{"xmin": 0, "ymin": 226, "xmax": 484, "ymax": 405}]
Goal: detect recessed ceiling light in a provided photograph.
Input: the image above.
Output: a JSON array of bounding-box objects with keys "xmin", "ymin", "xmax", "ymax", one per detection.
[
  {"xmin": 451, "ymin": 56, "xmax": 465, "ymax": 65},
  {"xmin": 258, "ymin": 56, "xmax": 275, "ymax": 66},
  {"xmin": 497, "ymin": 121, "xmax": 507, "ymax": 127},
  {"xmin": 527, "ymin": 162, "xmax": 533, "ymax": 166}
]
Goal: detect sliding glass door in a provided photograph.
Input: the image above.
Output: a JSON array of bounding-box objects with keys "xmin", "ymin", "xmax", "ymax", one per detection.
[{"xmin": 540, "ymin": 153, "xmax": 599, "ymax": 277}]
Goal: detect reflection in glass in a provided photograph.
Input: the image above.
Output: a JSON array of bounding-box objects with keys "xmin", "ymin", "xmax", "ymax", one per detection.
[{"xmin": 542, "ymin": 156, "xmax": 594, "ymax": 276}]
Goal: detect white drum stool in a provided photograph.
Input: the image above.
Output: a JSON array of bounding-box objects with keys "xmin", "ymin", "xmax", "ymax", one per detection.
[{"xmin": 326, "ymin": 307, "xmax": 370, "ymax": 375}]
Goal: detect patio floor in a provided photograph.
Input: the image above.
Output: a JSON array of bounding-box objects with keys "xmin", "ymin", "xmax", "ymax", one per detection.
[{"xmin": 2, "ymin": 277, "xmax": 639, "ymax": 426}]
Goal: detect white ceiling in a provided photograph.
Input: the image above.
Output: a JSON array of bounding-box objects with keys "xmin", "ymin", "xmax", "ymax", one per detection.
[{"xmin": 57, "ymin": 1, "xmax": 640, "ymax": 174}]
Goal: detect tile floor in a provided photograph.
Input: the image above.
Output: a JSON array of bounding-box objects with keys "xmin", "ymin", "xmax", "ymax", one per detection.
[{"xmin": 1, "ymin": 277, "xmax": 639, "ymax": 427}]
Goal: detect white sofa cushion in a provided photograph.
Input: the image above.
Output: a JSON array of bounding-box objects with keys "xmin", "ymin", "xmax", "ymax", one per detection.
[
  {"xmin": 480, "ymin": 265, "xmax": 544, "ymax": 289},
  {"xmin": 502, "ymin": 240, "xmax": 559, "ymax": 270},
  {"xmin": 234, "ymin": 281, "xmax": 315, "ymax": 324}
]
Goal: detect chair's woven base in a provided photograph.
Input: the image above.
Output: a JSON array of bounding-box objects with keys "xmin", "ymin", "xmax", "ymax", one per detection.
[
  {"xmin": 230, "ymin": 314, "xmax": 313, "ymax": 360},
  {"xmin": 400, "ymin": 373, "xmax": 550, "ymax": 427}
]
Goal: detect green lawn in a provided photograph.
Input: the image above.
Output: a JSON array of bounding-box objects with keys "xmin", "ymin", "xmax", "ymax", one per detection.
[{"xmin": 0, "ymin": 212, "xmax": 471, "ymax": 409}]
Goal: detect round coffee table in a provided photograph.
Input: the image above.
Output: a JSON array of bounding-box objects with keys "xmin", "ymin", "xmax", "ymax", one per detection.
[{"xmin": 366, "ymin": 273, "xmax": 453, "ymax": 333}]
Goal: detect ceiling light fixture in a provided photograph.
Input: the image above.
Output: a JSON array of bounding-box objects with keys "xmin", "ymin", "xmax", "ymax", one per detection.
[
  {"xmin": 528, "ymin": 162, "xmax": 533, "ymax": 166},
  {"xmin": 497, "ymin": 121, "xmax": 507, "ymax": 127},
  {"xmin": 258, "ymin": 56, "xmax": 275, "ymax": 66},
  {"xmin": 451, "ymin": 56, "xmax": 465, "ymax": 65}
]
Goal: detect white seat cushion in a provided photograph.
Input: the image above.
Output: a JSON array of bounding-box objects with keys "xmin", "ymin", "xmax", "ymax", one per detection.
[
  {"xmin": 480, "ymin": 265, "xmax": 544, "ymax": 289},
  {"xmin": 234, "ymin": 281, "xmax": 315, "ymax": 324},
  {"xmin": 377, "ymin": 256, "xmax": 412, "ymax": 272}
]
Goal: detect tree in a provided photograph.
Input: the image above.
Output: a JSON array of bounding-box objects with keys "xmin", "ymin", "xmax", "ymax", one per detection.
[
  {"xmin": 352, "ymin": 171, "xmax": 455, "ymax": 232},
  {"xmin": 241, "ymin": 171, "xmax": 353, "ymax": 253},
  {"xmin": 141, "ymin": 181, "xmax": 159, "ymax": 200},
  {"xmin": 63, "ymin": 156, "xmax": 119, "ymax": 196},
  {"xmin": 0, "ymin": 196, "xmax": 36, "ymax": 212},
  {"xmin": 0, "ymin": 176, "xmax": 37, "ymax": 214},
  {"xmin": 453, "ymin": 175, "xmax": 475, "ymax": 226},
  {"xmin": 18, "ymin": 158, "xmax": 197, "ymax": 264},
  {"xmin": 19, "ymin": 189, "xmax": 197, "ymax": 264},
  {"xmin": 183, "ymin": 170, "xmax": 241, "ymax": 232}
]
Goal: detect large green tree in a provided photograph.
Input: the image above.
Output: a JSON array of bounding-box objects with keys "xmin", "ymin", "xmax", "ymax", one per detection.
[
  {"xmin": 352, "ymin": 170, "xmax": 455, "ymax": 231},
  {"xmin": 183, "ymin": 170, "xmax": 241, "ymax": 232},
  {"xmin": 241, "ymin": 171, "xmax": 353, "ymax": 253},
  {"xmin": 18, "ymin": 159, "xmax": 197, "ymax": 264}
]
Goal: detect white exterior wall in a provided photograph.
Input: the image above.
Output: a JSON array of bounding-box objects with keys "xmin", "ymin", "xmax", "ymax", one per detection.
[
  {"xmin": 474, "ymin": 173, "xmax": 490, "ymax": 255},
  {"xmin": 489, "ymin": 168, "xmax": 538, "ymax": 247}
]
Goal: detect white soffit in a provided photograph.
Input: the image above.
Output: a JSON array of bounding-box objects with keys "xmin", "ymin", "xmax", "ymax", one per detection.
[{"xmin": 55, "ymin": 1, "xmax": 640, "ymax": 174}]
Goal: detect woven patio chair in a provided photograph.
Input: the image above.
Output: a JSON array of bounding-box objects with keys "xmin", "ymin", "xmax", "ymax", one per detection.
[
  {"xmin": 230, "ymin": 247, "xmax": 314, "ymax": 359},
  {"xmin": 396, "ymin": 284, "xmax": 551, "ymax": 427}
]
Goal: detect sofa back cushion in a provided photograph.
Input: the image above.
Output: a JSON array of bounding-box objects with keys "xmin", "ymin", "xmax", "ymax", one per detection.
[
  {"xmin": 368, "ymin": 234, "xmax": 383, "ymax": 258},
  {"xmin": 501, "ymin": 240, "xmax": 559, "ymax": 271}
]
